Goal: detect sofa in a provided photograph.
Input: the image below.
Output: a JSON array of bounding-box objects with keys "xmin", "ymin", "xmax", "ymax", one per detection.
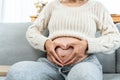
[{"xmin": 0, "ymin": 22, "xmax": 120, "ymax": 80}]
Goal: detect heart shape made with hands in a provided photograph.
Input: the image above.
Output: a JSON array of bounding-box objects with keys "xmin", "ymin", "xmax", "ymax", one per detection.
[
  {"xmin": 53, "ymin": 37, "xmax": 74, "ymax": 61},
  {"xmin": 55, "ymin": 47, "xmax": 73, "ymax": 61}
]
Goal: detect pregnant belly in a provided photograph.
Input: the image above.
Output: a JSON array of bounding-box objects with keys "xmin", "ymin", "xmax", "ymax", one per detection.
[
  {"xmin": 55, "ymin": 47, "xmax": 73, "ymax": 61},
  {"xmin": 53, "ymin": 37, "xmax": 79, "ymax": 61}
]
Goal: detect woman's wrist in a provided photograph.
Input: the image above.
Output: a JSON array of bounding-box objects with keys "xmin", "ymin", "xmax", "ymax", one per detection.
[
  {"xmin": 82, "ymin": 40, "xmax": 88, "ymax": 51},
  {"xmin": 44, "ymin": 39, "xmax": 52, "ymax": 50}
]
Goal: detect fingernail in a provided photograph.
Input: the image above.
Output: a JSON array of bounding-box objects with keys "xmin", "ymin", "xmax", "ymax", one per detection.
[{"xmin": 61, "ymin": 64, "xmax": 64, "ymax": 67}]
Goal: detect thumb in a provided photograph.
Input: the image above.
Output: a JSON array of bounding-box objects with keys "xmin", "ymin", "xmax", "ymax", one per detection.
[{"xmin": 66, "ymin": 43, "xmax": 74, "ymax": 49}]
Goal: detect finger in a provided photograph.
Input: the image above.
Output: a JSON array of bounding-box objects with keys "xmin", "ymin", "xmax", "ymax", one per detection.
[
  {"xmin": 64, "ymin": 57, "xmax": 77, "ymax": 66},
  {"xmin": 50, "ymin": 55, "xmax": 64, "ymax": 67},
  {"xmin": 47, "ymin": 54, "xmax": 63, "ymax": 66},
  {"xmin": 55, "ymin": 42, "xmax": 68, "ymax": 50},
  {"xmin": 63, "ymin": 51, "xmax": 76, "ymax": 64},
  {"xmin": 50, "ymin": 50, "xmax": 63, "ymax": 64},
  {"xmin": 66, "ymin": 43, "xmax": 73, "ymax": 49},
  {"xmin": 64, "ymin": 56, "xmax": 83, "ymax": 66}
]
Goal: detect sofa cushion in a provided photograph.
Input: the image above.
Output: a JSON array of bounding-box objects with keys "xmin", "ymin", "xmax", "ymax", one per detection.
[
  {"xmin": 116, "ymin": 23, "xmax": 120, "ymax": 32},
  {"xmin": 116, "ymin": 47, "xmax": 120, "ymax": 73},
  {"xmin": 103, "ymin": 74, "xmax": 120, "ymax": 80},
  {"xmin": 0, "ymin": 23, "xmax": 46, "ymax": 65},
  {"xmin": 96, "ymin": 53, "xmax": 116, "ymax": 73}
]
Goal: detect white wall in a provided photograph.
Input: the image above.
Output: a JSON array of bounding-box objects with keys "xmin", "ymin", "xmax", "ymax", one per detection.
[
  {"xmin": 1, "ymin": 0, "xmax": 120, "ymax": 23},
  {"xmin": 97, "ymin": 0, "xmax": 120, "ymax": 14},
  {"xmin": 49, "ymin": 0, "xmax": 120, "ymax": 14}
]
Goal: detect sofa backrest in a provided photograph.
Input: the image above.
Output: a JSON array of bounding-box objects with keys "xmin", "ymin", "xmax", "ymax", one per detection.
[
  {"xmin": 0, "ymin": 22, "xmax": 120, "ymax": 73},
  {"xmin": 116, "ymin": 23, "xmax": 120, "ymax": 73},
  {"xmin": 0, "ymin": 23, "xmax": 46, "ymax": 65}
]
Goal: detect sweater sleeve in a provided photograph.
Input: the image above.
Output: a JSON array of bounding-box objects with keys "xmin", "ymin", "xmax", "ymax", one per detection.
[
  {"xmin": 26, "ymin": 2, "xmax": 53, "ymax": 52},
  {"xmin": 87, "ymin": 3, "xmax": 120, "ymax": 54}
]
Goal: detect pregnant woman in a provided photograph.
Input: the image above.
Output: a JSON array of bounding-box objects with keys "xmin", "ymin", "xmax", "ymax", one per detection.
[{"xmin": 6, "ymin": 0, "xmax": 120, "ymax": 80}]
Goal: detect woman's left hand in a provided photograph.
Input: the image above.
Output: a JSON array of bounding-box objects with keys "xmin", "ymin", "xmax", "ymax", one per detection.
[{"xmin": 63, "ymin": 39, "xmax": 88, "ymax": 66}]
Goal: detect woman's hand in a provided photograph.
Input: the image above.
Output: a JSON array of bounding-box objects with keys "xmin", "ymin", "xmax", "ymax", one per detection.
[
  {"xmin": 45, "ymin": 39, "xmax": 64, "ymax": 66},
  {"xmin": 63, "ymin": 39, "xmax": 88, "ymax": 66}
]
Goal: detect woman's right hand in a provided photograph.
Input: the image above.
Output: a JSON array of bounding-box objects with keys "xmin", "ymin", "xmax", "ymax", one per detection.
[{"xmin": 45, "ymin": 39, "xmax": 63, "ymax": 66}]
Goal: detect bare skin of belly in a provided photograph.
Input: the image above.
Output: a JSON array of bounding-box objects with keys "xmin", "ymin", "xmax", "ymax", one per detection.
[{"xmin": 53, "ymin": 36, "xmax": 88, "ymax": 62}]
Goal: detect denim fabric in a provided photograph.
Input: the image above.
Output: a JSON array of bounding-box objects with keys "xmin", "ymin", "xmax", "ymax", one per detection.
[{"xmin": 5, "ymin": 54, "xmax": 103, "ymax": 80}]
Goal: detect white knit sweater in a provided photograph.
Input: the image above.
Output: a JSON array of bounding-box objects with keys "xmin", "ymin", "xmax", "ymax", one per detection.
[{"xmin": 26, "ymin": 0, "xmax": 120, "ymax": 54}]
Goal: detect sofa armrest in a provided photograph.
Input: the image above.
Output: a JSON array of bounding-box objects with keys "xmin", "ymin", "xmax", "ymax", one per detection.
[{"xmin": 0, "ymin": 66, "xmax": 10, "ymax": 76}]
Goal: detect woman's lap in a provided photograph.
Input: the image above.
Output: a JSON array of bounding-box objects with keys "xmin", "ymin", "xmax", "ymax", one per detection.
[
  {"xmin": 5, "ymin": 61, "xmax": 64, "ymax": 80},
  {"xmin": 5, "ymin": 54, "xmax": 103, "ymax": 80},
  {"xmin": 66, "ymin": 54, "xmax": 103, "ymax": 80}
]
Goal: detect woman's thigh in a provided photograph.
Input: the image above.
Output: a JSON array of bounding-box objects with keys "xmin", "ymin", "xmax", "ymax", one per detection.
[
  {"xmin": 5, "ymin": 58, "xmax": 64, "ymax": 80},
  {"xmin": 66, "ymin": 54, "xmax": 103, "ymax": 80}
]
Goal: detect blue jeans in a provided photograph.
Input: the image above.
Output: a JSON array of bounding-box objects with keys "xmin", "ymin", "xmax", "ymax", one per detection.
[{"xmin": 5, "ymin": 54, "xmax": 103, "ymax": 80}]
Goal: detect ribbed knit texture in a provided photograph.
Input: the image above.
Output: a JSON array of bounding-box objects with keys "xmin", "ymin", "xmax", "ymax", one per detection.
[{"xmin": 26, "ymin": 0, "xmax": 120, "ymax": 54}]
